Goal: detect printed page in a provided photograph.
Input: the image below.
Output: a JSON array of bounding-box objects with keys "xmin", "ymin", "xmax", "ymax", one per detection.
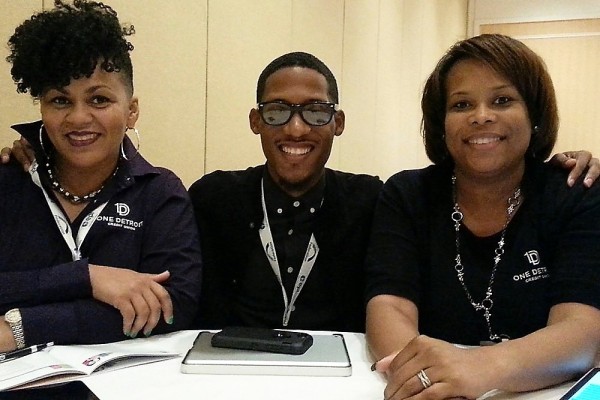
[
  {"xmin": 0, "ymin": 341, "xmax": 178, "ymax": 391},
  {"xmin": 48, "ymin": 343, "xmax": 178, "ymax": 375},
  {"xmin": 0, "ymin": 351, "xmax": 83, "ymax": 391}
]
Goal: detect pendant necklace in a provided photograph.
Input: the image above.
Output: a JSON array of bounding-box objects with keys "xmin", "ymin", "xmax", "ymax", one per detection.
[{"xmin": 451, "ymin": 175, "xmax": 522, "ymax": 344}]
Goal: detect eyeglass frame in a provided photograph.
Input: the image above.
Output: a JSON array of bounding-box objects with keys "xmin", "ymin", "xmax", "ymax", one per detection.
[{"xmin": 256, "ymin": 101, "xmax": 339, "ymax": 127}]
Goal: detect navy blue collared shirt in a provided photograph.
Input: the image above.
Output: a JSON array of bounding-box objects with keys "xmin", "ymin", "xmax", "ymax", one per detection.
[{"xmin": 0, "ymin": 120, "xmax": 202, "ymax": 346}]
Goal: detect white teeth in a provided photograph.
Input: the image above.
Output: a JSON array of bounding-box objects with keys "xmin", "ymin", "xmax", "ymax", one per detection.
[
  {"xmin": 469, "ymin": 137, "xmax": 500, "ymax": 145},
  {"xmin": 281, "ymin": 146, "xmax": 311, "ymax": 155},
  {"xmin": 69, "ymin": 133, "xmax": 96, "ymax": 141}
]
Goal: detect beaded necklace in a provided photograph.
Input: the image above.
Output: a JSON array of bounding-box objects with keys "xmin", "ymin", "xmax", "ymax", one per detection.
[
  {"xmin": 46, "ymin": 161, "xmax": 118, "ymax": 205},
  {"xmin": 451, "ymin": 175, "xmax": 522, "ymax": 343}
]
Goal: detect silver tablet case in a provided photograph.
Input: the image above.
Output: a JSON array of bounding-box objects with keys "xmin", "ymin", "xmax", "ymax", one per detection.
[{"xmin": 180, "ymin": 331, "xmax": 352, "ymax": 377}]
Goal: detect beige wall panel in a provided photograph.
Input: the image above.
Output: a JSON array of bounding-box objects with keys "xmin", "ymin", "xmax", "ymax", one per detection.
[
  {"xmin": 205, "ymin": 0, "xmax": 345, "ymax": 175},
  {"xmin": 205, "ymin": 0, "xmax": 293, "ymax": 174},
  {"xmin": 522, "ymin": 35, "xmax": 600, "ymax": 155},
  {"xmin": 391, "ymin": 0, "xmax": 468, "ymax": 176},
  {"xmin": 481, "ymin": 19, "xmax": 600, "ymax": 36},
  {"xmin": 107, "ymin": 0, "xmax": 208, "ymax": 187},
  {"xmin": 290, "ymin": 0, "xmax": 344, "ymax": 75},
  {"xmin": 2, "ymin": 1, "xmax": 471, "ymax": 184},
  {"xmin": 340, "ymin": 1, "xmax": 381, "ymax": 175},
  {"xmin": 369, "ymin": 0, "xmax": 406, "ymax": 178},
  {"xmin": 479, "ymin": 18, "xmax": 600, "ymax": 157},
  {"xmin": 0, "ymin": 0, "xmax": 207, "ymax": 187},
  {"xmin": 341, "ymin": 0, "xmax": 467, "ymax": 180},
  {"xmin": 291, "ymin": 0, "xmax": 345, "ymax": 169},
  {"xmin": 471, "ymin": 0, "xmax": 600, "ymax": 33},
  {"xmin": 0, "ymin": 1, "xmax": 43, "ymax": 149},
  {"xmin": 471, "ymin": 1, "xmax": 600, "ymax": 157}
]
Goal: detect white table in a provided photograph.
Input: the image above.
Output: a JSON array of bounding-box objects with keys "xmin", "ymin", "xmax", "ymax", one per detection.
[{"xmin": 80, "ymin": 330, "xmax": 574, "ymax": 400}]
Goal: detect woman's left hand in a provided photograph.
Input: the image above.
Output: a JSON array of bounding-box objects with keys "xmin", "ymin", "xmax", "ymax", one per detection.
[
  {"xmin": 377, "ymin": 335, "xmax": 494, "ymax": 400},
  {"xmin": 549, "ymin": 150, "xmax": 600, "ymax": 187}
]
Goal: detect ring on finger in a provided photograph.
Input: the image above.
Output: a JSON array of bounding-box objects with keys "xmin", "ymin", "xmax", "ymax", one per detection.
[{"xmin": 417, "ymin": 369, "xmax": 432, "ymax": 389}]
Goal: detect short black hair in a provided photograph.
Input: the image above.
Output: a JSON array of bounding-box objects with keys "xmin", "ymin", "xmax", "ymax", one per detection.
[
  {"xmin": 421, "ymin": 34, "xmax": 558, "ymax": 164},
  {"xmin": 256, "ymin": 52, "xmax": 339, "ymax": 104},
  {"xmin": 7, "ymin": 0, "xmax": 135, "ymax": 97}
]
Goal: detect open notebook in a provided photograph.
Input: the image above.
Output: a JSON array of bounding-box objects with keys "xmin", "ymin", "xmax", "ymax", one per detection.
[{"xmin": 0, "ymin": 340, "xmax": 178, "ymax": 391}]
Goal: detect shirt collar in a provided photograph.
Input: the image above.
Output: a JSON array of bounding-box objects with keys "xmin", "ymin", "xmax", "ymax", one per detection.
[
  {"xmin": 262, "ymin": 169, "xmax": 325, "ymax": 217},
  {"xmin": 12, "ymin": 120, "xmax": 161, "ymax": 198}
]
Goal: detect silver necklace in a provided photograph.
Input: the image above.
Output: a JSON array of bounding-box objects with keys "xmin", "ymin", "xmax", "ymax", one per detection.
[
  {"xmin": 451, "ymin": 175, "xmax": 521, "ymax": 343},
  {"xmin": 46, "ymin": 161, "xmax": 117, "ymax": 205}
]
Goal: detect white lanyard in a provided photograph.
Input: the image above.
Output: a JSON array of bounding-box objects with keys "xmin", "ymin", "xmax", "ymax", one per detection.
[
  {"xmin": 30, "ymin": 161, "xmax": 108, "ymax": 261},
  {"xmin": 258, "ymin": 179, "xmax": 319, "ymax": 326}
]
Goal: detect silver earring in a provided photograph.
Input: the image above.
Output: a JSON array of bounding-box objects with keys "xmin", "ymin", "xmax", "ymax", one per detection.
[
  {"xmin": 39, "ymin": 124, "xmax": 50, "ymax": 159},
  {"xmin": 533, "ymin": 125, "xmax": 540, "ymax": 134},
  {"xmin": 121, "ymin": 127, "xmax": 140, "ymax": 161}
]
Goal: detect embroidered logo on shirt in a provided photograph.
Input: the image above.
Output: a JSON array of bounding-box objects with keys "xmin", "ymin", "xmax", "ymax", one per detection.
[
  {"xmin": 96, "ymin": 202, "xmax": 143, "ymax": 231},
  {"xmin": 524, "ymin": 250, "xmax": 540, "ymax": 265},
  {"xmin": 115, "ymin": 203, "xmax": 130, "ymax": 216},
  {"xmin": 513, "ymin": 250, "xmax": 549, "ymax": 283}
]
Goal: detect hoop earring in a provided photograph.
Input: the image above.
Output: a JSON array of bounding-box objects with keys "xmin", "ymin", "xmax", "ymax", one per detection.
[
  {"xmin": 39, "ymin": 124, "xmax": 50, "ymax": 159},
  {"xmin": 121, "ymin": 127, "xmax": 140, "ymax": 161}
]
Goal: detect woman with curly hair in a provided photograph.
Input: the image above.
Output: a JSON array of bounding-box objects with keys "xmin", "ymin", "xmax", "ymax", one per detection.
[{"xmin": 0, "ymin": 0, "xmax": 201, "ymax": 351}]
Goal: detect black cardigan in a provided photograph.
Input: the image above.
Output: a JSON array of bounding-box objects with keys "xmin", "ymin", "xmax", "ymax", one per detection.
[{"xmin": 189, "ymin": 165, "xmax": 382, "ymax": 332}]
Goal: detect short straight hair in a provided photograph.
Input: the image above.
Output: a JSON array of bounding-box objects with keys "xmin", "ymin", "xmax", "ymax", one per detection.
[{"xmin": 421, "ymin": 34, "xmax": 558, "ymax": 165}]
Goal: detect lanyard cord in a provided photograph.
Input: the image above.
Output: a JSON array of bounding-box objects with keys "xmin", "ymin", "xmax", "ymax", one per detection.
[
  {"xmin": 30, "ymin": 161, "xmax": 108, "ymax": 261},
  {"xmin": 258, "ymin": 179, "xmax": 319, "ymax": 326}
]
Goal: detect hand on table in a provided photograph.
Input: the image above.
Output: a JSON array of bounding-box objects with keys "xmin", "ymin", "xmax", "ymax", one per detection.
[
  {"xmin": 88, "ymin": 265, "xmax": 173, "ymax": 338},
  {"xmin": 374, "ymin": 335, "xmax": 492, "ymax": 400}
]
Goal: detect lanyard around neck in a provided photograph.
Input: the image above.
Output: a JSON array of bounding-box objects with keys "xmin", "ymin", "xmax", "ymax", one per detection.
[
  {"xmin": 258, "ymin": 179, "xmax": 319, "ymax": 326},
  {"xmin": 30, "ymin": 161, "xmax": 108, "ymax": 261}
]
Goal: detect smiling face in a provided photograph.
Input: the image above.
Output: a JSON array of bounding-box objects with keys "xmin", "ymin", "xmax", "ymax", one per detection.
[
  {"xmin": 40, "ymin": 66, "xmax": 139, "ymax": 174},
  {"xmin": 249, "ymin": 67, "xmax": 344, "ymax": 197},
  {"xmin": 444, "ymin": 59, "xmax": 531, "ymax": 181}
]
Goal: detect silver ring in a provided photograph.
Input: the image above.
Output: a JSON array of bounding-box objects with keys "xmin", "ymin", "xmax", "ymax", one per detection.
[{"xmin": 417, "ymin": 369, "xmax": 432, "ymax": 389}]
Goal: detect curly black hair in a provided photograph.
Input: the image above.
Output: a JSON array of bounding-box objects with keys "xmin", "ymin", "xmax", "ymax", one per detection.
[{"xmin": 7, "ymin": 0, "xmax": 135, "ymax": 98}]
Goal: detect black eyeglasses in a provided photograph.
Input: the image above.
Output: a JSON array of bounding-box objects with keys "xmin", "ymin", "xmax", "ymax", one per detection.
[{"xmin": 257, "ymin": 101, "xmax": 338, "ymax": 126}]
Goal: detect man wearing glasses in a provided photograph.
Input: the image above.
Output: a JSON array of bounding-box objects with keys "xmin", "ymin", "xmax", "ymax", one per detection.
[{"xmin": 189, "ymin": 52, "xmax": 383, "ymax": 332}]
